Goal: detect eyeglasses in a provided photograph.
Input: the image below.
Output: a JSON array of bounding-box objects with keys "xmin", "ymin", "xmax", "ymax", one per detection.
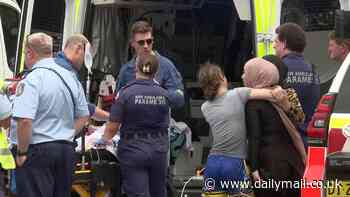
[{"xmin": 136, "ymin": 38, "xmax": 153, "ymax": 46}]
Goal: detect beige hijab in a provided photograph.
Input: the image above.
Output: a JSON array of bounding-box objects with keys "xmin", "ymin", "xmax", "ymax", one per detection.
[
  {"xmin": 242, "ymin": 58, "xmax": 279, "ymax": 88},
  {"xmin": 243, "ymin": 57, "xmax": 307, "ymax": 164}
]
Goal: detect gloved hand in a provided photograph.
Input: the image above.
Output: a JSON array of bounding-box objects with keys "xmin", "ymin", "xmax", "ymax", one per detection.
[
  {"xmin": 86, "ymin": 125, "xmax": 98, "ymax": 136},
  {"xmin": 94, "ymin": 138, "xmax": 110, "ymax": 148}
]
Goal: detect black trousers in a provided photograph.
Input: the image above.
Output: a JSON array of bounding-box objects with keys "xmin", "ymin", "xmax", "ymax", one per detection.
[{"xmin": 16, "ymin": 141, "xmax": 75, "ymax": 197}]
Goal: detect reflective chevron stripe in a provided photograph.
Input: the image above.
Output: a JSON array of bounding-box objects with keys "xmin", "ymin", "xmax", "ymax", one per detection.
[{"xmin": 253, "ymin": 0, "xmax": 280, "ymax": 57}]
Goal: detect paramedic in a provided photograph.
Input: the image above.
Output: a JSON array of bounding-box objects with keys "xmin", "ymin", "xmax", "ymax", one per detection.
[
  {"xmin": 116, "ymin": 21, "xmax": 183, "ymax": 196},
  {"xmin": 12, "ymin": 32, "xmax": 89, "ymax": 197},
  {"xmin": 273, "ymin": 23, "xmax": 320, "ymax": 148},
  {"xmin": 99, "ymin": 54, "xmax": 172, "ymax": 197},
  {"xmin": 55, "ymin": 34, "xmax": 109, "ymax": 121},
  {"xmin": 116, "ymin": 20, "xmax": 184, "ymax": 108}
]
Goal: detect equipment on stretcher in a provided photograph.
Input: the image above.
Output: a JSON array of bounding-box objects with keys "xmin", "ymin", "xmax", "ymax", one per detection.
[{"xmin": 73, "ymin": 125, "xmax": 121, "ymax": 197}]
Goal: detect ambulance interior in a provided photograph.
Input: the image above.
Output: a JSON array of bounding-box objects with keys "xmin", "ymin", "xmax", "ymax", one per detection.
[
  {"xmin": 1, "ymin": 0, "xmax": 344, "ymax": 195},
  {"xmin": 81, "ymin": 0, "xmax": 340, "ymax": 182},
  {"xmin": 85, "ymin": 0, "xmax": 253, "ymax": 185}
]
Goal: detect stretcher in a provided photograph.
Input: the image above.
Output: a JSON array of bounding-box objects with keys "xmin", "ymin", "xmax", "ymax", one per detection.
[{"xmin": 73, "ymin": 126, "xmax": 121, "ymax": 197}]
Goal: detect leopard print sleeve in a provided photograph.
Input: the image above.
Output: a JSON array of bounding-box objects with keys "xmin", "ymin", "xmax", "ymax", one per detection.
[{"xmin": 286, "ymin": 88, "xmax": 305, "ymax": 124}]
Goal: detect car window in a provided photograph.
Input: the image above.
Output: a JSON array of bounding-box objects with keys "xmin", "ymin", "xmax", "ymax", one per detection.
[{"xmin": 333, "ymin": 67, "xmax": 350, "ymax": 113}]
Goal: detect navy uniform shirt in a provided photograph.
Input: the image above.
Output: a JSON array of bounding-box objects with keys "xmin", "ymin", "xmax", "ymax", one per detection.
[
  {"xmin": 116, "ymin": 52, "xmax": 184, "ymax": 108},
  {"xmin": 282, "ymin": 53, "xmax": 320, "ymax": 136},
  {"xmin": 12, "ymin": 58, "xmax": 89, "ymax": 144},
  {"xmin": 111, "ymin": 79, "xmax": 170, "ymax": 134}
]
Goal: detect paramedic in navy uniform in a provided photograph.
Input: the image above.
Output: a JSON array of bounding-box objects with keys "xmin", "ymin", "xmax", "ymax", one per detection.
[
  {"xmin": 99, "ymin": 54, "xmax": 174, "ymax": 197},
  {"xmin": 116, "ymin": 20, "xmax": 184, "ymax": 108},
  {"xmin": 12, "ymin": 32, "xmax": 89, "ymax": 197}
]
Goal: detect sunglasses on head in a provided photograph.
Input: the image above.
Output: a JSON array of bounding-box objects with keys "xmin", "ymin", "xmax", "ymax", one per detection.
[{"xmin": 136, "ymin": 38, "xmax": 153, "ymax": 46}]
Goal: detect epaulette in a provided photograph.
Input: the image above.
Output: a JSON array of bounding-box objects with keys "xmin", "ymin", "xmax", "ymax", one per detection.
[
  {"xmin": 114, "ymin": 81, "xmax": 135, "ymax": 101},
  {"xmin": 121, "ymin": 81, "xmax": 137, "ymax": 90},
  {"xmin": 152, "ymin": 79, "xmax": 161, "ymax": 87}
]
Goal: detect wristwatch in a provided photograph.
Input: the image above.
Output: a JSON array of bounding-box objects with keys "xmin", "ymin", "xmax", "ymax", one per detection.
[{"xmin": 17, "ymin": 150, "xmax": 28, "ymax": 156}]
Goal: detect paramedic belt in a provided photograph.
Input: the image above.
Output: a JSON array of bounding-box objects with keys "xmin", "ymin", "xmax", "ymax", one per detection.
[
  {"xmin": 12, "ymin": 140, "xmax": 75, "ymax": 151},
  {"xmin": 121, "ymin": 130, "xmax": 166, "ymax": 140}
]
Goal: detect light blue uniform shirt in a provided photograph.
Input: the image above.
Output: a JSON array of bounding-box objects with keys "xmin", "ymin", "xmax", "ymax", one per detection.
[
  {"xmin": 12, "ymin": 58, "xmax": 89, "ymax": 144},
  {"xmin": 0, "ymin": 94, "xmax": 11, "ymax": 120}
]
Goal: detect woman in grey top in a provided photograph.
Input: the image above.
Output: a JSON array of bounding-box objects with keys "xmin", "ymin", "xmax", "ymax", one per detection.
[{"xmin": 198, "ymin": 63, "xmax": 290, "ymax": 196}]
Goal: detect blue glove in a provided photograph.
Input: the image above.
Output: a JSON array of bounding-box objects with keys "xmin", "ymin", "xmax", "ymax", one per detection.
[{"xmin": 94, "ymin": 138, "xmax": 109, "ymax": 148}]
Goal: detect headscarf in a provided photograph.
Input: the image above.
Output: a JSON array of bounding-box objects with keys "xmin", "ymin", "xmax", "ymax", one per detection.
[
  {"xmin": 242, "ymin": 57, "xmax": 279, "ymax": 88},
  {"xmin": 244, "ymin": 56, "xmax": 307, "ymax": 164}
]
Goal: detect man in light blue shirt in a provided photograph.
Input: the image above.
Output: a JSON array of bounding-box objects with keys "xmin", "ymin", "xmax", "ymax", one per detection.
[
  {"xmin": 12, "ymin": 32, "xmax": 89, "ymax": 197},
  {"xmin": 55, "ymin": 34, "xmax": 110, "ymax": 121},
  {"xmin": 0, "ymin": 93, "xmax": 11, "ymax": 197},
  {"xmin": 0, "ymin": 94, "xmax": 11, "ymax": 129}
]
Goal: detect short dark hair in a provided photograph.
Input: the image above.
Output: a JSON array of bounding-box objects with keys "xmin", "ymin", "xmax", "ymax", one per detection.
[
  {"xmin": 262, "ymin": 55, "xmax": 288, "ymax": 86},
  {"xmin": 130, "ymin": 21, "xmax": 153, "ymax": 39},
  {"xmin": 137, "ymin": 54, "xmax": 159, "ymax": 77},
  {"xmin": 275, "ymin": 23, "xmax": 306, "ymax": 53},
  {"xmin": 329, "ymin": 31, "xmax": 350, "ymax": 50},
  {"xmin": 197, "ymin": 63, "xmax": 224, "ymax": 101}
]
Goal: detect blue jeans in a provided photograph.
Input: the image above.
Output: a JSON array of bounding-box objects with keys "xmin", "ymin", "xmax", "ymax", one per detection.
[{"xmin": 204, "ymin": 154, "xmax": 247, "ymax": 195}]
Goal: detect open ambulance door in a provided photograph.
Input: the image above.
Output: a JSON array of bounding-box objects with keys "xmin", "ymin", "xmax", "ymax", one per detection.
[
  {"xmin": 14, "ymin": 0, "xmax": 34, "ymax": 76},
  {"xmin": 15, "ymin": 0, "xmax": 66, "ymax": 76},
  {"xmin": 0, "ymin": 0, "xmax": 21, "ymax": 80}
]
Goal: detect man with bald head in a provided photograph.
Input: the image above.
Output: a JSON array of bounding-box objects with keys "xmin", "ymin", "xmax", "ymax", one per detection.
[{"xmin": 12, "ymin": 32, "xmax": 89, "ymax": 197}]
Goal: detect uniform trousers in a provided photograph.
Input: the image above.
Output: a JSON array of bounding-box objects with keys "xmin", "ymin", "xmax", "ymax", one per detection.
[
  {"xmin": 16, "ymin": 141, "xmax": 75, "ymax": 197},
  {"xmin": 118, "ymin": 133, "xmax": 168, "ymax": 197}
]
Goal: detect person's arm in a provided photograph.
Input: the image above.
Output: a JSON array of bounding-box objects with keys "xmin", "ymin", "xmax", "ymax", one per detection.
[
  {"xmin": 97, "ymin": 89, "xmax": 124, "ymax": 144},
  {"xmin": 16, "ymin": 118, "xmax": 32, "ymax": 166},
  {"xmin": 0, "ymin": 94, "xmax": 12, "ymax": 129},
  {"xmin": 249, "ymin": 88, "xmax": 274, "ymax": 100},
  {"xmin": 93, "ymin": 107, "xmax": 110, "ymax": 121},
  {"xmin": 74, "ymin": 82, "xmax": 90, "ymax": 135},
  {"xmin": 102, "ymin": 121, "xmax": 120, "ymax": 141},
  {"xmin": 16, "ymin": 118, "xmax": 32, "ymax": 154},
  {"xmin": 88, "ymin": 103, "xmax": 110, "ymax": 121},
  {"xmin": 74, "ymin": 116, "xmax": 89, "ymax": 135},
  {"xmin": 0, "ymin": 117, "xmax": 10, "ymax": 130},
  {"xmin": 12, "ymin": 74, "xmax": 40, "ymax": 166},
  {"xmin": 245, "ymin": 101, "xmax": 263, "ymax": 181},
  {"xmin": 249, "ymin": 87, "xmax": 298, "ymax": 115},
  {"xmin": 115, "ymin": 62, "xmax": 130, "ymax": 92},
  {"xmin": 166, "ymin": 90, "xmax": 184, "ymax": 109},
  {"xmin": 160, "ymin": 59, "xmax": 185, "ymax": 108}
]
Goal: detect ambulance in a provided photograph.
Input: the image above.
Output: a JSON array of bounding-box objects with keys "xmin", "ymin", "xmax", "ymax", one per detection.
[
  {"xmin": 3, "ymin": 0, "xmax": 350, "ymax": 196},
  {"xmin": 0, "ymin": 0, "xmax": 20, "ymax": 171},
  {"xmin": 303, "ymin": 5, "xmax": 350, "ymax": 197},
  {"xmin": 0, "ymin": 0, "xmax": 19, "ymax": 79}
]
